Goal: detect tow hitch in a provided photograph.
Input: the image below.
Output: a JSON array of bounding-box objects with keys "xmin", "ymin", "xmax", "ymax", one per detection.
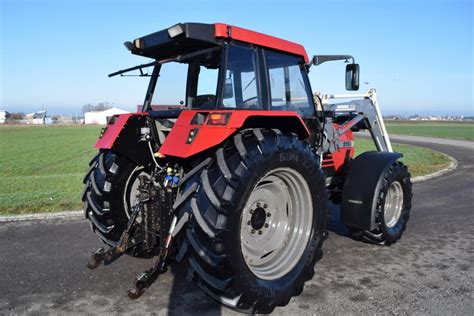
[
  {"xmin": 86, "ymin": 172, "xmax": 184, "ymax": 299},
  {"xmin": 86, "ymin": 176, "xmax": 149, "ymax": 269},
  {"xmin": 127, "ymin": 217, "xmax": 176, "ymax": 299}
]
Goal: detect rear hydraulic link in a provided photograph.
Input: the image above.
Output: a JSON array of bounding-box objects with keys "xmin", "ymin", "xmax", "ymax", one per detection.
[
  {"xmin": 86, "ymin": 175, "xmax": 151, "ymax": 269},
  {"xmin": 127, "ymin": 216, "xmax": 176, "ymax": 299},
  {"xmin": 86, "ymin": 166, "xmax": 189, "ymax": 299},
  {"xmin": 127, "ymin": 210, "xmax": 190, "ymax": 299}
]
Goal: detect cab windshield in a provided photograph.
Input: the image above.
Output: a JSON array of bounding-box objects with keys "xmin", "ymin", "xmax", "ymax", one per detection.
[
  {"xmin": 143, "ymin": 43, "xmax": 313, "ymax": 116},
  {"xmin": 151, "ymin": 60, "xmax": 220, "ymax": 109},
  {"xmin": 145, "ymin": 44, "xmax": 263, "ymax": 111},
  {"xmin": 146, "ymin": 47, "xmax": 221, "ymax": 110}
]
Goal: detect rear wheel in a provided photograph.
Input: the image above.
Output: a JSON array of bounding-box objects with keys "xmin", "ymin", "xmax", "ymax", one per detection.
[
  {"xmin": 350, "ymin": 161, "xmax": 412, "ymax": 245},
  {"xmin": 174, "ymin": 129, "xmax": 327, "ymax": 313},
  {"xmin": 82, "ymin": 150, "xmax": 152, "ymax": 257},
  {"xmin": 240, "ymin": 167, "xmax": 314, "ymax": 280}
]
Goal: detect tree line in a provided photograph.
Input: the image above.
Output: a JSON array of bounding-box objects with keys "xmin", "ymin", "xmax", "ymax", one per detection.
[{"xmin": 82, "ymin": 102, "xmax": 113, "ymax": 113}]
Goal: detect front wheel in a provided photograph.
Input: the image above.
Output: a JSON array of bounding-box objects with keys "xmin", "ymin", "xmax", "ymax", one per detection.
[
  {"xmin": 350, "ymin": 161, "xmax": 412, "ymax": 245},
  {"xmin": 173, "ymin": 129, "xmax": 328, "ymax": 313}
]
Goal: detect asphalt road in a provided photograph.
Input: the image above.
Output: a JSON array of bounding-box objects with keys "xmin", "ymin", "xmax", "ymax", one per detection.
[{"xmin": 1, "ymin": 135, "xmax": 473, "ymax": 315}]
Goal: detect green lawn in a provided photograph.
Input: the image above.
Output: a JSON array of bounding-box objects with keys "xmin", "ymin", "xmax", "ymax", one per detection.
[
  {"xmin": 0, "ymin": 125, "xmax": 100, "ymax": 215},
  {"xmin": 385, "ymin": 121, "xmax": 474, "ymax": 141},
  {"xmin": 0, "ymin": 125, "xmax": 450, "ymax": 215},
  {"xmin": 354, "ymin": 138, "xmax": 450, "ymax": 177}
]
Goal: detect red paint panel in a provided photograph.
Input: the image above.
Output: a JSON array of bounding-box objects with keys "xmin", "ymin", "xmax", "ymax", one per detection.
[
  {"xmin": 321, "ymin": 154, "xmax": 335, "ymax": 167},
  {"xmin": 159, "ymin": 125, "xmax": 237, "ymax": 158},
  {"xmin": 94, "ymin": 113, "xmax": 142, "ymax": 149},
  {"xmin": 159, "ymin": 110, "xmax": 310, "ymax": 158},
  {"xmin": 214, "ymin": 23, "xmax": 309, "ymax": 64},
  {"xmin": 322, "ymin": 124, "xmax": 354, "ymax": 172}
]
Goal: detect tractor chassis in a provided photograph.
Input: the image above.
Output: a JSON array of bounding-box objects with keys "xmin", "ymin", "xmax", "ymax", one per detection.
[{"xmin": 81, "ymin": 22, "xmax": 413, "ymax": 312}]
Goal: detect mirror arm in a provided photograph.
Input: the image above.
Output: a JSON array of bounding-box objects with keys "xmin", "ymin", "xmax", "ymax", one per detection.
[{"xmin": 312, "ymin": 55, "xmax": 355, "ymax": 66}]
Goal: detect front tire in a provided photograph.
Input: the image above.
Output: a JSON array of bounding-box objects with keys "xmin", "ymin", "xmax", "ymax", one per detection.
[
  {"xmin": 350, "ymin": 161, "xmax": 412, "ymax": 245},
  {"xmin": 174, "ymin": 129, "xmax": 328, "ymax": 313}
]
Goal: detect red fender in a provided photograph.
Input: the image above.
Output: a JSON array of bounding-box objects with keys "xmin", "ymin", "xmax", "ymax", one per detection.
[
  {"xmin": 158, "ymin": 110, "xmax": 310, "ymax": 158},
  {"xmin": 94, "ymin": 113, "xmax": 140, "ymax": 149}
]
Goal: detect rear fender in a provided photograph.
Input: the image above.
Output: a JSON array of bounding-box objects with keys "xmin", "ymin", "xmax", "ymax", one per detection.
[
  {"xmin": 341, "ymin": 151, "xmax": 402, "ymax": 230},
  {"xmin": 158, "ymin": 110, "xmax": 310, "ymax": 158},
  {"xmin": 94, "ymin": 113, "xmax": 154, "ymax": 166}
]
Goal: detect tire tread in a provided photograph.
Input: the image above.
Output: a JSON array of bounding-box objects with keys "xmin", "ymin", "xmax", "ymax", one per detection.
[{"xmin": 174, "ymin": 128, "xmax": 327, "ymax": 313}]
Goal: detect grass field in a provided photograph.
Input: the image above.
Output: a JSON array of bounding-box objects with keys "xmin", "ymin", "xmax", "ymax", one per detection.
[
  {"xmin": 0, "ymin": 125, "xmax": 450, "ymax": 215},
  {"xmin": 354, "ymin": 138, "xmax": 450, "ymax": 177},
  {"xmin": 0, "ymin": 125, "xmax": 99, "ymax": 215},
  {"xmin": 385, "ymin": 121, "xmax": 474, "ymax": 141}
]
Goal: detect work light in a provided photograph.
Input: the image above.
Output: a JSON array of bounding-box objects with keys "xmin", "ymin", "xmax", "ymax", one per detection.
[{"xmin": 167, "ymin": 24, "xmax": 184, "ymax": 38}]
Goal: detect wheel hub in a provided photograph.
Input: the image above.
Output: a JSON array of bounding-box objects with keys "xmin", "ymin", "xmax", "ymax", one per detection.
[
  {"xmin": 124, "ymin": 166, "xmax": 151, "ymax": 219},
  {"xmin": 250, "ymin": 206, "xmax": 267, "ymax": 230},
  {"xmin": 384, "ymin": 181, "xmax": 404, "ymax": 228},
  {"xmin": 240, "ymin": 167, "xmax": 313, "ymax": 280}
]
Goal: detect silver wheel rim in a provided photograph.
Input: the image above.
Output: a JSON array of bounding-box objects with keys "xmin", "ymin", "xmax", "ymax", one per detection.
[
  {"xmin": 384, "ymin": 181, "xmax": 404, "ymax": 228},
  {"xmin": 240, "ymin": 167, "xmax": 313, "ymax": 280},
  {"xmin": 123, "ymin": 166, "xmax": 150, "ymax": 218}
]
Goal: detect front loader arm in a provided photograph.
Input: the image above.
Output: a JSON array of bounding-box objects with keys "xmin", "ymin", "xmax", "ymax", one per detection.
[{"xmin": 321, "ymin": 89, "xmax": 394, "ymax": 153}]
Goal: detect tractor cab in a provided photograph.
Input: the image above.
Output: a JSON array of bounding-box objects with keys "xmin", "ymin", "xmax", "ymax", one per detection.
[{"xmin": 111, "ymin": 23, "xmax": 316, "ymax": 118}]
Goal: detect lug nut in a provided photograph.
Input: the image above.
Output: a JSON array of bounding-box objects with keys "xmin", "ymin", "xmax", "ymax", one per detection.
[
  {"xmin": 263, "ymin": 203, "xmax": 268, "ymax": 209},
  {"xmin": 258, "ymin": 230, "xmax": 263, "ymax": 235},
  {"xmin": 264, "ymin": 223, "xmax": 269, "ymax": 228},
  {"xmin": 251, "ymin": 229, "xmax": 255, "ymax": 234},
  {"xmin": 256, "ymin": 202, "xmax": 262, "ymax": 208},
  {"xmin": 247, "ymin": 220, "xmax": 251, "ymax": 225},
  {"xmin": 267, "ymin": 212, "xmax": 271, "ymax": 217},
  {"xmin": 250, "ymin": 209, "xmax": 254, "ymax": 214}
]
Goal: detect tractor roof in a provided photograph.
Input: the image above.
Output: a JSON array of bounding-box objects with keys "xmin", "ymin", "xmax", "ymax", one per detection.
[{"xmin": 130, "ymin": 22, "xmax": 309, "ymax": 63}]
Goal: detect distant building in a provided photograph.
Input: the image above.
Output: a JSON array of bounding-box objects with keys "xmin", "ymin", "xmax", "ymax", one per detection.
[
  {"xmin": 84, "ymin": 107, "xmax": 129, "ymax": 125},
  {"xmin": 53, "ymin": 115, "xmax": 74, "ymax": 124},
  {"xmin": 0, "ymin": 110, "xmax": 11, "ymax": 124},
  {"xmin": 26, "ymin": 110, "xmax": 52, "ymax": 125}
]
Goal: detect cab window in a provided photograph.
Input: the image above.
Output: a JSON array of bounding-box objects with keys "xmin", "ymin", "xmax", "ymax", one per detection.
[
  {"xmin": 265, "ymin": 50, "xmax": 314, "ymax": 116},
  {"xmin": 152, "ymin": 62, "xmax": 188, "ymax": 106},
  {"xmin": 222, "ymin": 44, "xmax": 260, "ymax": 109}
]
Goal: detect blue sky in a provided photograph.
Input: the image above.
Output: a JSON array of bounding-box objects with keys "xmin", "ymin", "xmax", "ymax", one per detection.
[{"xmin": 1, "ymin": 0, "xmax": 472, "ymax": 115}]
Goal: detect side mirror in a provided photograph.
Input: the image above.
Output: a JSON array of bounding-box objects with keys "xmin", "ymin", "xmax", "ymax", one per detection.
[
  {"xmin": 345, "ymin": 63, "xmax": 360, "ymax": 91},
  {"xmin": 224, "ymin": 78, "xmax": 234, "ymax": 99}
]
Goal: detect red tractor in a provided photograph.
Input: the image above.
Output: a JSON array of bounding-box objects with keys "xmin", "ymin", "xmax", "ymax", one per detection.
[{"xmin": 83, "ymin": 23, "xmax": 412, "ymax": 313}]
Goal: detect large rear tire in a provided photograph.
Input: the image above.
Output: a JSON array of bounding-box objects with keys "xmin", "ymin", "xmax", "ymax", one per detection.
[
  {"xmin": 82, "ymin": 150, "xmax": 152, "ymax": 257},
  {"xmin": 173, "ymin": 129, "xmax": 328, "ymax": 313}
]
